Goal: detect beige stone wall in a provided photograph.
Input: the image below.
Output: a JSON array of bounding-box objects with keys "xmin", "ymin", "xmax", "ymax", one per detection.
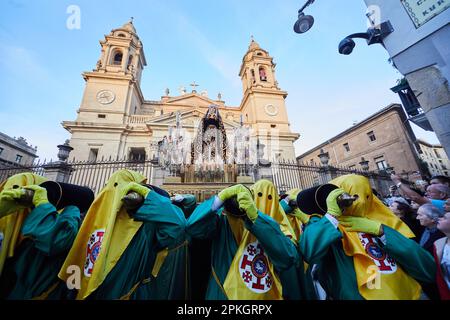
[
  {"xmin": 418, "ymin": 142, "xmax": 450, "ymax": 177},
  {"xmin": 297, "ymin": 108, "xmax": 420, "ymax": 174},
  {"xmin": 0, "ymin": 142, "xmax": 36, "ymax": 165},
  {"xmin": 68, "ymin": 131, "xmax": 124, "ymax": 161}
]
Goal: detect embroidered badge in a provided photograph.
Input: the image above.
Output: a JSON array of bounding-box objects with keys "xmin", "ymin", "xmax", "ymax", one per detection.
[
  {"xmin": 239, "ymin": 241, "xmax": 272, "ymax": 293},
  {"xmin": 359, "ymin": 233, "xmax": 397, "ymax": 274},
  {"xmin": 84, "ymin": 229, "xmax": 105, "ymax": 277}
]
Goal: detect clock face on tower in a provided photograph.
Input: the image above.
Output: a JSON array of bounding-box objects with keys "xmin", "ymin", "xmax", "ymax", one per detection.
[
  {"xmin": 96, "ymin": 90, "xmax": 116, "ymax": 105},
  {"xmin": 264, "ymin": 104, "xmax": 278, "ymax": 116}
]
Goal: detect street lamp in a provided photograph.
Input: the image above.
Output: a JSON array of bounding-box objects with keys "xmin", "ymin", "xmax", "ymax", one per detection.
[
  {"xmin": 338, "ymin": 21, "xmax": 394, "ymax": 55},
  {"xmin": 359, "ymin": 157, "xmax": 370, "ymax": 171},
  {"xmin": 293, "ymin": 0, "xmax": 316, "ymax": 34},
  {"xmin": 318, "ymin": 148, "xmax": 330, "ymax": 166}
]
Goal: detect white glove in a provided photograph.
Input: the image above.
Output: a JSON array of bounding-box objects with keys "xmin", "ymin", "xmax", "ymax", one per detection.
[{"xmin": 171, "ymin": 194, "xmax": 185, "ymax": 203}]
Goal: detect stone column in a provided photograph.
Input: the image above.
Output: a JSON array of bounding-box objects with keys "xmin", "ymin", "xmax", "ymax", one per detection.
[
  {"xmin": 150, "ymin": 163, "xmax": 166, "ymax": 187},
  {"xmin": 367, "ymin": 172, "xmax": 378, "ymax": 192},
  {"xmin": 318, "ymin": 166, "xmax": 338, "ymax": 185},
  {"xmin": 256, "ymin": 159, "xmax": 273, "ymax": 181},
  {"xmin": 43, "ymin": 140, "xmax": 74, "ymax": 183},
  {"xmin": 43, "ymin": 162, "xmax": 73, "ymax": 183},
  {"xmin": 406, "ymin": 65, "xmax": 450, "ymax": 157}
]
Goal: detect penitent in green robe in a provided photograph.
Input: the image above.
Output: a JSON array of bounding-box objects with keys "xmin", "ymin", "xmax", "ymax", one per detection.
[
  {"xmin": 279, "ymin": 200, "xmax": 317, "ymax": 300},
  {"xmin": 0, "ymin": 203, "xmax": 80, "ymax": 300},
  {"xmin": 86, "ymin": 191, "xmax": 188, "ymax": 300},
  {"xmin": 299, "ymin": 216, "xmax": 437, "ymax": 300},
  {"xmin": 174, "ymin": 194, "xmax": 197, "ymax": 219},
  {"xmin": 186, "ymin": 197, "xmax": 299, "ymax": 300}
]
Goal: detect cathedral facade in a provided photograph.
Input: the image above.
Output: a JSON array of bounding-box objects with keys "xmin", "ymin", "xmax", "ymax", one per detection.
[{"xmin": 62, "ymin": 20, "xmax": 299, "ymax": 163}]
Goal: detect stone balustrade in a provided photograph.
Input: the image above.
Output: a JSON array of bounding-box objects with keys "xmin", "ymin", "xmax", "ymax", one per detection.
[{"xmin": 128, "ymin": 115, "xmax": 154, "ymax": 124}]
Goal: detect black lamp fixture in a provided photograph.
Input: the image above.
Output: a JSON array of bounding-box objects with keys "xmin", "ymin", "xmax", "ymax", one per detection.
[
  {"xmin": 338, "ymin": 21, "xmax": 394, "ymax": 55},
  {"xmin": 359, "ymin": 157, "xmax": 370, "ymax": 171},
  {"xmin": 293, "ymin": 0, "xmax": 316, "ymax": 34}
]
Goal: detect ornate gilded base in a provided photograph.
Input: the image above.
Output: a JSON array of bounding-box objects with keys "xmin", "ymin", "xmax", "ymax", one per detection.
[
  {"xmin": 236, "ymin": 175, "xmax": 253, "ymax": 183},
  {"xmin": 161, "ymin": 182, "xmax": 253, "ymax": 202},
  {"xmin": 164, "ymin": 176, "xmax": 182, "ymax": 183}
]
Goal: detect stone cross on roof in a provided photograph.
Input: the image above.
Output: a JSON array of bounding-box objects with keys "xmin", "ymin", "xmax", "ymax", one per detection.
[{"xmin": 190, "ymin": 81, "xmax": 199, "ymax": 93}]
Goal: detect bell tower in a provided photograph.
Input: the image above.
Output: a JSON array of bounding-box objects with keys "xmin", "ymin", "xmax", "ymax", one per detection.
[
  {"xmin": 75, "ymin": 18, "xmax": 147, "ymax": 119},
  {"xmin": 95, "ymin": 18, "xmax": 146, "ymax": 84},
  {"xmin": 239, "ymin": 37, "xmax": 299, "ymax": 161},
  {"xmin": 239, "ymin": 36, "xmax": 279, "ymax": 93},
  {"xmin": 63, "ymin": 19, "xmax": 149, "ymax": 161}
]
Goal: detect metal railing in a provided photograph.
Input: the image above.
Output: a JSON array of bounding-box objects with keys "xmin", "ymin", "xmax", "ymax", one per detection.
[
  {"xmin": 271, "ymin": 159, "xmax": 391, "ymax": 195},
  {"xmin": 0, "ymin": 157, "xmax": 156, "ymax": 195},
  {"xmin": 0, "ymin": 157, "xmax": 392, "ymax": 196}
]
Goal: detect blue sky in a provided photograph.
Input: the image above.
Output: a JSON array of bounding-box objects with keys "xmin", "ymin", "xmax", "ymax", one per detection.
[{"xmin": 0, "ymin": 0, "xmax": 440, "ymax": 161}]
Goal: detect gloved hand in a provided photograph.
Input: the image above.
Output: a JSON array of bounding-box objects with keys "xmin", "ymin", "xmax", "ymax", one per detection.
[
  {"xmin": 218, "ymin": 184, "xmax": 249, "ymax": 202},
  {"xmin": 122, "ymin": 182, "xmax": 151, "ymax": 198},
  {"xmin": 23, "ymin": 185, "xmax": 49, "ymax": 207},
  {"xmin": 291, "ymin": 208, "xmax": 310, "ymax": 225},
  {"xmin": 236, "ymin": 190, "xmax": 258, "ymax": 222},
  {"xmin": 171, "ymin": 194, "xmax": 184, "ymax": 203},
  {"xmin": 0, "ymin": 188, "xmax": 26, "ymax": 217},
  {"xmin": 326, "ymin": 188, "xmax": 346, "ymax": 217},
  {"xmin": 339, "ymin": 216, "xmax": 382, "ymax": 236}
]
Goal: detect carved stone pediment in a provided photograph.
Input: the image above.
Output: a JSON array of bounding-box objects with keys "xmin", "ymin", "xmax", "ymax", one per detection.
[
  {"xmin": 164, "ymin": 93, "xmax": 219, "ymax": 107},
  {"xmin": 146, "ymin": 109, "xmax": 240, "ymax": 129}
]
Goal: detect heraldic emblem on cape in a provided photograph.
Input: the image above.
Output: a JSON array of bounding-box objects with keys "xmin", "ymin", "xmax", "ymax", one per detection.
[
  {"xmin": 358, "ymin": 233, "xmax": 397, "ymax": 274},
  {"xmin": 238, "ymin": 241, "xmax": 273, "ymax": 293},
  {"xmin": 84, "ymin": 229, "xmax": 105, "ymax": 277}
]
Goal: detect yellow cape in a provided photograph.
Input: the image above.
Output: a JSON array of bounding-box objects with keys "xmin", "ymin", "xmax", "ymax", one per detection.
[
  {"xmin": 286, "ymin": 188, "xmax": 310, "ymax": 238},
  {"xmin": 223, "ymin": 180, "xmax": 295, "ymax": 300},
  {"xmin": 330, "ymin": 174, "xmax": 421, "ymax": 300},
  {"xmin": 0, "ymin": 173, "xmax": 47, "ymax": 275},
  {"xmin": 58, "ymin": 169, "xmax": 146, "ymax": 300}
]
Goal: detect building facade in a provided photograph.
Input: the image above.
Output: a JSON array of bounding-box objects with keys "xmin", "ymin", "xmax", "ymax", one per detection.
[
  {"xmin": 363, "ymin": 0, "xmax": 450, "ymax": 156},
  {"xmin": 417, "ymin": 139, "xmax": 450, "ymax": 177},
  {"xmin": 296, "ymin": 104, "xmax": 422, "ymax": 175},
  {"xmin": 62, "ymin": 21, "xmax": 299, "ymax": 163},
  {"xmin": 0, "ymin": 132, "xmax": 38, "ymax": 166}
]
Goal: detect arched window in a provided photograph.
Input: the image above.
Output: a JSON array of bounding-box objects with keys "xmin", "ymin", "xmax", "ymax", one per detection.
[
  {"xmin": 117, "ymin": 33, "xmax": 126, "ymax": 37},
  {"xmin": 259, "ymin": 67, "xmax": 267, "ymax": 81},
  {"xmin": 113, "ymin": 51, "xmax": 123, "ymax": 65},
  {"xmin": 250, "ymin": 69, "xmax": 256, "ymax": 83}
]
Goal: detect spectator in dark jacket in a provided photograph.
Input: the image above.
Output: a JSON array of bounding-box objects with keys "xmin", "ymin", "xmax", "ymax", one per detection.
[
  {"xmin": 417, "ymin": 203, "xmax": 445, "ymax": 254},
  {"xmin": 417, "ymin": 203, "xmax": 446, "ymax": 299}
]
